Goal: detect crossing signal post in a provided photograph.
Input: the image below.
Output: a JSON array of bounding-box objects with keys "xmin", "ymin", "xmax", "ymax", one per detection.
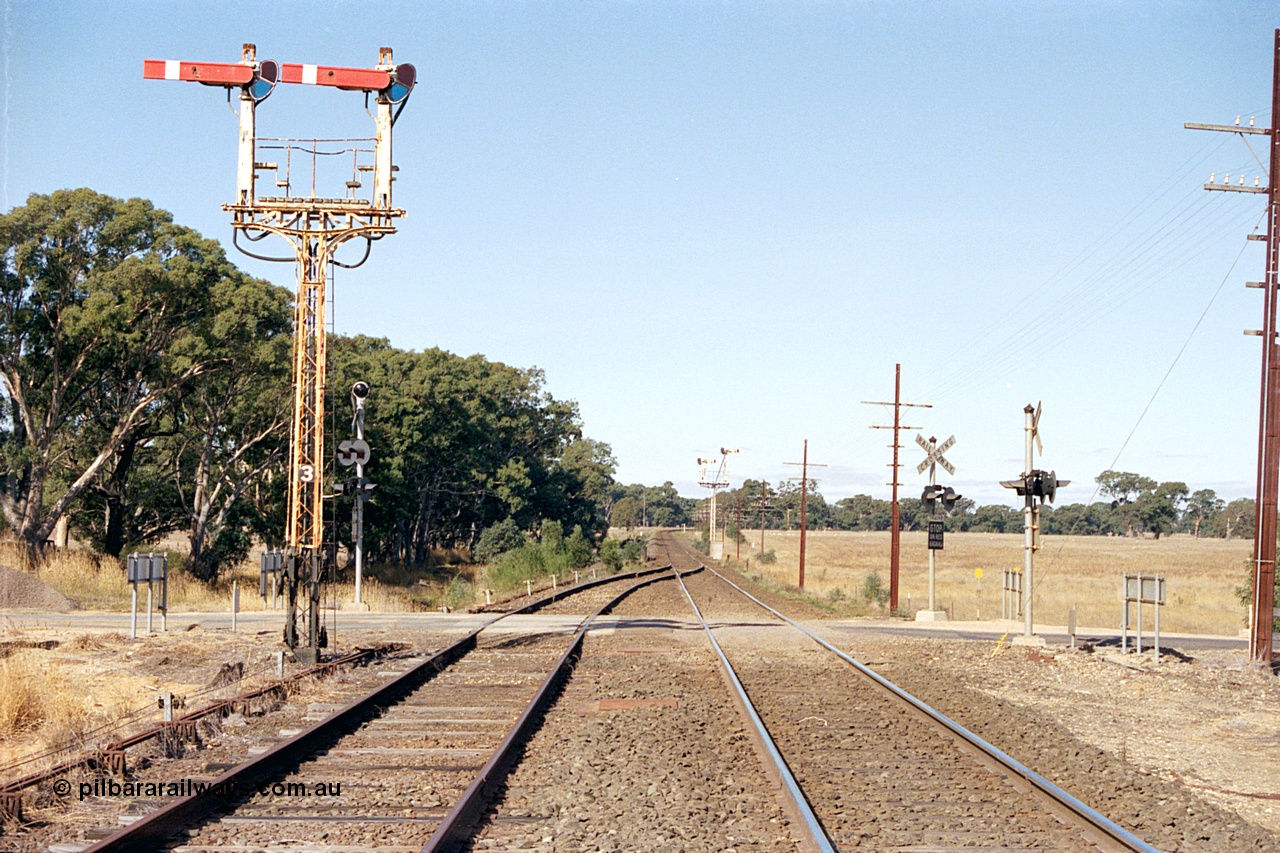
[
  {"xmin": 145, "ymin": 45, "xmax": 416, "ymax": 664},
  {"xmin": 915, "ymin": 435, "xmax": 958, "ymax": 621},
  {"xmin": 999, "ymin": 403, "xmax": 1069, "ymax": 644}
]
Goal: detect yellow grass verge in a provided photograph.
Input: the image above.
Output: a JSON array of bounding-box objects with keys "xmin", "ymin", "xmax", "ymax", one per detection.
[
  {"xmin": 0, "ymin": 539, "xmax": 466, "ymax": 614},
  {"xmin": 734, "ymin": 529, "xmax": 1251, "ymax": 635},
  {"xmin": 0, "ymin": 652, "xmax": 48, "ymax": 738}
]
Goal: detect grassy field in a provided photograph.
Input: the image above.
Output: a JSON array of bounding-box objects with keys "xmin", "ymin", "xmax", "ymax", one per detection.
[{"xmin": 731, "ymin": 528, "xmax": 1252, "ymax": 635}]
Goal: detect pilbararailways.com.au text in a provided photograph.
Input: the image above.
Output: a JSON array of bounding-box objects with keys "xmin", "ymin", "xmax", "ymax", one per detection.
[{"xmin": 70, "ymin": 777, "xmax": 343, "ymax": 801}]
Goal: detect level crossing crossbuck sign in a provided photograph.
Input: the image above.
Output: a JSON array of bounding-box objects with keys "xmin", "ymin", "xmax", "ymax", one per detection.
[{"xmin": 916, "ymin": 434, "xmax": 955, "ymax": 476}]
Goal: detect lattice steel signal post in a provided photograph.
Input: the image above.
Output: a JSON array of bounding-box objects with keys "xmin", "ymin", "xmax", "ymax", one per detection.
[{"xmin": 145, "ymin": 44, "xmax": 416, "ymax": 664}]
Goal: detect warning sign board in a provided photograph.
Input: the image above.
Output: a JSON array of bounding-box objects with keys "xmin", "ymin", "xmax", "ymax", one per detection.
[{"xmin": 927, "ymin": 519, "xmax": 945, "ymax": 550}]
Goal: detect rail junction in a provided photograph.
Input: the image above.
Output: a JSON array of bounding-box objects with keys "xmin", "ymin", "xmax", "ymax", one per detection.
[{"xmin": 0, "ymin": 532, "xmax": 1185, "ymax": 852}]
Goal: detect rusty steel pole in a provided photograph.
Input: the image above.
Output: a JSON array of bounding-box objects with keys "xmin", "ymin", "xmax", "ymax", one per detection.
[
  {"xmin": 1188, "ymin": 32, "xmax": 1280, "ymax": 665},
  {"xmin": 1254, "ymin": 30, "xmax": 1280, "ymax": 664}
]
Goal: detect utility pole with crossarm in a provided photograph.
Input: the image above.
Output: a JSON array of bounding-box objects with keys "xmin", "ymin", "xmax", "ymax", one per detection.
[
  {"xmin": 784, "ymin": 440, "xmax": 827, "ymax": 589},
  {"xmin": 862, "ymin": 364, "xmax": 930, "ymax": 612},
  {"xmin": 1186, "ymin": 30, "xmax": 1280, "ymax": 666}
]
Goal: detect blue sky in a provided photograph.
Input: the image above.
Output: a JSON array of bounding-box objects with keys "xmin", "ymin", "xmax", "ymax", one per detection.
[{"xmin": 5, "ymin": 2, "xmax": 1277, "ymax": 506}]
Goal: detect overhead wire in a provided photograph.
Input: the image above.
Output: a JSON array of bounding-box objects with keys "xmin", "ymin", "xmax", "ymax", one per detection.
[
  {"xmin": 1033, "ymin": 217, "xmax": 1264, "ymax": 592},
  {"xmin": 933, "ymin": 188, "xmax": 1260, "ymax": 407},
  {"xmin": 931, "ymin": 187, "xmax": 1245, "ymax": 403},
  {"xmin": 921, "ymin": 135, "xmax": 1232, "ymax": 401},
  {"xmin": 921, "ymin": 138, "xmax": 1258, "ymax": 406}
]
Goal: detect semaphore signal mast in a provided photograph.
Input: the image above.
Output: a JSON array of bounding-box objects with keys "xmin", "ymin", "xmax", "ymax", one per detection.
[
  {"xmin": 697, "ymin": 448, "xmax": 738, "ymax": 560},
  {"xmin": 144, "ymin": 44, "xmax": 416, "ymax": 664}
]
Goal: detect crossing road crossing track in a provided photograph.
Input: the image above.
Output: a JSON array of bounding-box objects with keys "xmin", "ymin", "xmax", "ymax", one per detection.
[{"xmin": 75, "ymin": 562, "xmax": 680, "ymax": 853}]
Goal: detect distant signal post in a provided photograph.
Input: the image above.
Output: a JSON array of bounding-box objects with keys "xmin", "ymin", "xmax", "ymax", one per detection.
[
  {"xmin": 999, "ymin": 403, "xmax": 1068, "ymax": 645},
  {"xmin": 145, "ymin": 44, "xmax": 416, "ymax": 664}
]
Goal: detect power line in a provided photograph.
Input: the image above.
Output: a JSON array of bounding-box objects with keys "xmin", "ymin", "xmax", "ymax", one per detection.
[
  {"xmin": 783, "ymin": 439, "xmax": 827, "ymax": 590},
  {"xmin": 861, "ymin": 363, "xmax": 929, "ymax": 612}
]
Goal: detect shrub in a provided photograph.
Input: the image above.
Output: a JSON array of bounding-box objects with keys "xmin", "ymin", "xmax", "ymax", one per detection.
[
  {"xmin": 599, "ymin": 538, "xmax": 624, "ymax": 573},
  {"xmin": 755, "ymin": 549, "xmax": 777, "ymax": 564},
  {"xmin": 861, "ymin": 572, "xmax": 889, "ymax": 605},
  {"xmin": 540, "ymin": 519, "xmax": 564, "ymax": 552},
  {"xmin": 444, "ymin": 575, "xmax": 473, "ymax": 610},
  {"xmin": 565, "ymin": 525, "xmax": 593, "ymax": 569},
  {"xmin": 474, "ymin": 519, "xmax": 526, "ymax": 563}
]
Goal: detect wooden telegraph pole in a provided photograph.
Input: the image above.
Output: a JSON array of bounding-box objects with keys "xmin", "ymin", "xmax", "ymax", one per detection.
[
  {"xmin": 784, "ymin": 440, "xmax": 826, "ymax": 589},
  {"xmin": 862, "ymin": 364, "xmax": 930, "ymax": 612},
  {"xmin": 1187, "ymin": 31, "xmax": 1280, "ymax": 665},
  {"xmin": 757, "ymin": 485, "xmax": 773, "ymax": 554}
]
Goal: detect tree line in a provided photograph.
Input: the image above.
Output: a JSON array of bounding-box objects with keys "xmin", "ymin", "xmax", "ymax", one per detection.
[
  {"xmin": 646, "ymin": 473, "xmax": 1256, "ymax": 540},
  {"xmin": 0, "ymin": 189, "xmax": 620, "ymax": 579}
]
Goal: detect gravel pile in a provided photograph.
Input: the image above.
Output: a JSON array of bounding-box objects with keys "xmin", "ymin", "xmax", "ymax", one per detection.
[{"xmin": 0, "ymin": 565, "xmax": 77, "ymax": 611}]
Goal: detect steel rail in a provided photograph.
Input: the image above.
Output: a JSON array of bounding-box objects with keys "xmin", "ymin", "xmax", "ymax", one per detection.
[
  {"xmin": 78, "ymin": 561, "xmax": 672, "ymax": 853},
  {"xmin": 421, "ymin": 565, "xmax": 690, "ymax": 852},
  {"xmin": 0, "ymin": 646, "xmax": 386, "ymax": 807},
  {"xmin": 669, "ymin": 555, "xmax": 838, "ymax": 853},
  {"xmin": 672, "ymin": 536, "xmax": 1163, "ymax": 853}
]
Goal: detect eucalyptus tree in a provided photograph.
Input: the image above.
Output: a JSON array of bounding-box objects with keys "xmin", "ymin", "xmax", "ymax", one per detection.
[{"xmin": 0, "ymin": 189, "xmax": 262, "ymax": 555}]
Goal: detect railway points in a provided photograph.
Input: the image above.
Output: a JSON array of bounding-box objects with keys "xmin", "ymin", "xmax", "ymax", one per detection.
[{"xmin": 6, "ymin": 534, "xmax": 1280, "ymax": 851}]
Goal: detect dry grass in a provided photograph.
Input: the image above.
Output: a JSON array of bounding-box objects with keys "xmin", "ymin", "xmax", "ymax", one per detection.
[
  {"xmin": 733, "ymin": 529, "xmax": 1252, "ymax": 635},
  {"xmin": 0, "ymin": 646, "xmax": 134, "ymax": 771},
  {"xmin": 0, "ymin": 540, "xmax": 427, "ymax": 613},
  {"xmin": 1, "ymin": 535, "xmax": 482, "ymax": 615},
  {"xmin": 0, "ymin": 652, "xmax": 49, "ymax": 738}
]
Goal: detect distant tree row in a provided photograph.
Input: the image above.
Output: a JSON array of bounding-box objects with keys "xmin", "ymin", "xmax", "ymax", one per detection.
[
  {"xmin": 607, "ymin": 481, "xmax": 698, "ymax": 528},
  {"xmin": 673, "ymin": 473, "xmax": 1256, "ymax": 540},
  {"xmin": 0, "ymin": 189, "xmax": 618, "ymax": 579}
]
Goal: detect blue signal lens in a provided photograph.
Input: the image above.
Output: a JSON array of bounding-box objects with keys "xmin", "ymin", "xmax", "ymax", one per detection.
[
  {"xmin": 385, "ymin": 63, "xmax": 416, "ymax": 104},
  {"xmin": 249, "ymin": 59, "xmax": 278, "ymax": 103}
]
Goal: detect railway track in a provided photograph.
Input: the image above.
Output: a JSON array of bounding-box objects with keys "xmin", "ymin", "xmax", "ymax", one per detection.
[
  {"xmin": 51, "ymin": 562, "xmax": 674, "ymax": 853},
  {"xmin": 27, "ymin": 535, "xmax": 1170, "ymax": 852},
  {"xmin": 661, "ymin": 533, "xmax": 1162, "ymax": 853}
]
